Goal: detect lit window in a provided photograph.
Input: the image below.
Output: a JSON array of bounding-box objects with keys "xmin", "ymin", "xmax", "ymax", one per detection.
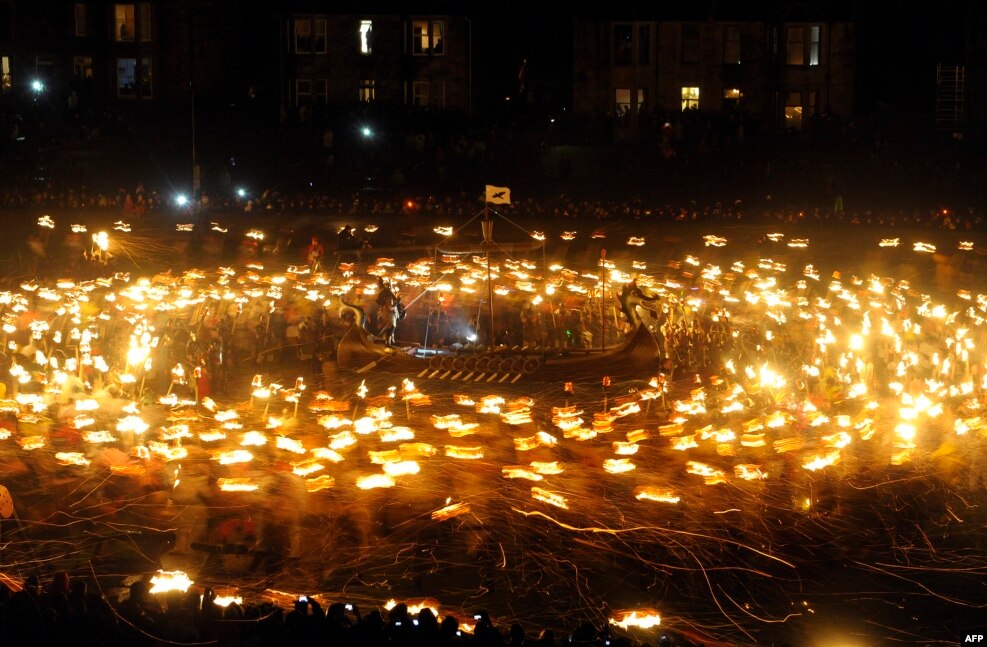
[
  {"xmin": 360, "ymin": 20, "xmax": 372, "ymax": 54},
  {"xmin": 786, "ymin": 27, "xmax": 804, "ymax": 65},
  {"xmin": 615, "ymin": 88, "xmax": 645, "ymax": 116},
  {"xmin": 114, "ymin": 4, "xmax": 135, "ymax": 42},
  {"xmin": 681, "ymin": 86, "xmax": 699, "ymax": 111},
  {"xmin": 723, "ymin": 88, "xmax": 742, "ymax": 100},
  {"xmin": 723, "ymin": 26, "xmax": 740, "ymax": 64},
  {"xmin": 359, "ymin": 79, "xmax": 375, "ymax": 102},
  {"xmin": 431, "ymin": 21, "xmax": 444, "ymax": 54},
  {"xmin": 412, "ymin": 20, "xmax": 444, "ymax": 55},
  {"xmin": 809, "ymin": 26, "xmax": 820, "ymax": 65},
  {"xmin": 74, "ymin": 3, "xmax": 87, "ymax": 37},
  {"xmin": 139, "ymin": 2, "xmax": 151, "ymax": 41},
  {"xmin": 412, "ymin": 81, "xmax": 429, "ymax": 106},
  {"xmin": 785, "ymin": 91, "xmax": 802, "ymax": 129},
  {"xmin": 73, "ymin": 56, "xmax": 93, "ymax": 82},
  {"xmin": 116, "ymin": 57, "xmax": 136, "ymax": 97},
  {"xmin": 615, "ymin": 88, "xmax": 630, "ymax": 115},
  {"xmin": 1, "ymin": 56, "xmax": 11, "ymax": 93}
]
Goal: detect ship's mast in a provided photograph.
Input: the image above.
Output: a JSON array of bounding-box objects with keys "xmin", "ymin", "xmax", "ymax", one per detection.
[{"xmin": 482, "ymin": 203, "xmax": 495, "ymax": 349}]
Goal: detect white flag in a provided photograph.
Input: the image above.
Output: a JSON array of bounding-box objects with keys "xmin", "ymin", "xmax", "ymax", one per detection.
[{"xmin": 485, "ymin": 185, "xmax": 511, "ymax": 205}]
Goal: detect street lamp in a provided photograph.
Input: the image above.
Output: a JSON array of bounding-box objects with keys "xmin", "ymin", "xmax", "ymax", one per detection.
[
  {"xmin": 175, "ymin": 194, "xmax": 189, "ymax": 207},
  {"xmin": 30, "ymin": 79, "xmax": 44, "ymax": 93},
  {"xmin": 361, "ymin": 126, "xmax": 373, "ymax": 138}
]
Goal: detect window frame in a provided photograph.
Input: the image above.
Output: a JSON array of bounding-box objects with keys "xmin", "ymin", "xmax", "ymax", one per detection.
[
  {"xmin": 723, "ymin": 25, "xmax": 741, "ymax": 64},
  {"xmin": 139, "ymin": 2, "xmax": 151, "ymax": 42},
  {"xmin": 294, "ymin": 18, "xmax": 311, "ymax": 54},
  {"xmin": 638, "ymin": 24, "xmax": 650, "ymax": 65},
  {"xmin": 809, "ymin": 25, "xmax": 820, "ymax": 66},
  {"xmin": 681, "ymin": 86, "xmax": 700, "ymax": 111},
  {"xmin": 359, "ymin": 20, "xmax": 373, "ymax": 55},
  {"xmin": 681, "ymin": 23, "xmax": 700, "ymax": 64},
  {"xmin": 139, "ymin": 56, "xmax": 152, "ymax": 98},
  {"xmin": 786, "ymin": 25, "xmax": 822, "ymax": 66},
  {"xmin": 412, "ymin": 80, "xmax": 429, "ymax": 106},
  {"xmin": 784, "ymin": 90, "xmax": 803, "ymax": 129},
  {"xmin": 612, "ymin": 24, "xmax": 632, "ymax": 66},
  {"xmin": 312, "ymin": 18, "xmax": 327, "ymax": 54},
  {"xmin": 74, "ymin": 3, "xmax": 87, "ymax": 37},
  {"xmin": 114, "ymin": 4, "xmax": 135, "ymax": 42},
  {"xmin": 431, "ymin": 81, "xmax": 445, "ymax": 108},
  {"xmin": 1, "ymin": 56, "xmax": 12, "ymax": 93},
  {"xmin": 786, "ymin": 26, "xmax": 804, "ymax": 65},
  {"xmin": 116, "ymin": 57, "xmax": 137, "ymax": 98},
  {"xmin": 359, "ymin": 79, "xmax": 375, "ymax": 102},
  {"xmin": 73, "ymin": 55, "xmax": 93, "ymax": 82},
  {"xmin": 411, "ymin": 19, "xmax": 445, "ymax": 56},
  {"xmin": 313, "ymin": 78, "xmax": 327, "ymax": 104},
  {"xmin": 295, "ymin": 78, "xmax": 312, "ymax": 105}
]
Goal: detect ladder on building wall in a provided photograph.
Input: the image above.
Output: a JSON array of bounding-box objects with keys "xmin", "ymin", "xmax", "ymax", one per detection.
[{"xmin": 936, "ymin": 64, "xmax": 965, "ymax": 136}]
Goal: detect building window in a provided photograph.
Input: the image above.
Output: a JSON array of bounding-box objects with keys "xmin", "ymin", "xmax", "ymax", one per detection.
[
  {"xmin": 295, "ymin": 78, "xmax": 327, "ymax": 106},
  {"xmin": 314, "ymin": 19, "xmax": 326, "ymax": 53},
  {"xmin": 431, "ymin": 81, "xmax": 445, "ymax": 108},
  {"xmin": 785, "ymin": 91, "xmax": 802, "ymax": 129},
  {"xmin": 412, "ymin": 81, "xmax": 429, "ymax": 106},
  {"xmin": 140, "ymin": 57, "xmax": 152, "ymax": 98},
  {"xmin": 615, "ymin": 88, "xmax": 645, "ymax": 115},
  {"xmin": 113, "ymin": 57, "xmax": 147, "ymax": 98},
  {"xmin": 117, "ymin": 57, "xmax": 136, "ymax": 97},
  {"xmin": 1, "ymin": 56, "xmax": 10, "ymax": 93},
  {"xmin": 114, "ymin": 4, "xmax": 135, "ymax": 42},
  {"xmin": 295, "ymin": 18, "xmax": 326, "ymax": 54},
  {"xmin": 787, "ymin": 25, "xmax": 821, "ymax": 66},
  {"xmin": 139, "ymin": 2, "xmax": 151, "ymax": 42},
  {"xmin": 74, "ymin": 3, "xmax": 87, "ymax": 37},
  {"xmin": 723, "ymin": 26, "xmax": 740, "ymax": 64},
  {"xmin": 809, "ymin": 25, "xmax": 820, "ymax": 65},
  {"xmin": 723, "ymin": 87, "xmax": 742, "ymax": 110},
  {"xmin": 360, "ymin": 20, "xmax": 372, "ymax": 54},
  {"xmin": 296, "ymin": 79, "xmax": 311, "ymax": 105},
  {"xmin": 359, "ymin": 79, "xmax": 375, "ymax": 102},
  {"xmin": 294, "ymin": 19, "xmax": 310, "ymax": 52},
  {"xmin": 786, "ymin": 27, "xmax": 804, "ymax": 65},
  {"xmin": 73, "ymin": 56, "xmax": 93, "ymax": 83},
  {"xmin": 638, "ymin": 25, "xmax": 650, "ymax": 64},
  {"xmin": 616, "ymin": 88, "xmax": 630, "ymax": 115},
  {"xmin": 313, "ymin": 79, "xmax": 327, "ymax": 104},
  {"xmin": 681, "ymin": 86, "xmax": 699, "ymax": 111},
  {"xmin": 681, "ymin": 24, "xmax": 700, "ymax": 63},
  {"xmin": 613, "ymin": 25, "xmax": 632, "ymax": 65},
  {"xmin": 411, "ymin": 20, "xmax": 444, "ymax": 55}
]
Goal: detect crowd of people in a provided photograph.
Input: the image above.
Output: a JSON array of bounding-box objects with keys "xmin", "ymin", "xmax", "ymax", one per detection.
[
  {"xmin": 0, "ymin": 572, "xmax": 695, "ymax": 647},
  {"xmin": 0, "ymin": 172, "xmax": 984, "ymax": 233}
]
